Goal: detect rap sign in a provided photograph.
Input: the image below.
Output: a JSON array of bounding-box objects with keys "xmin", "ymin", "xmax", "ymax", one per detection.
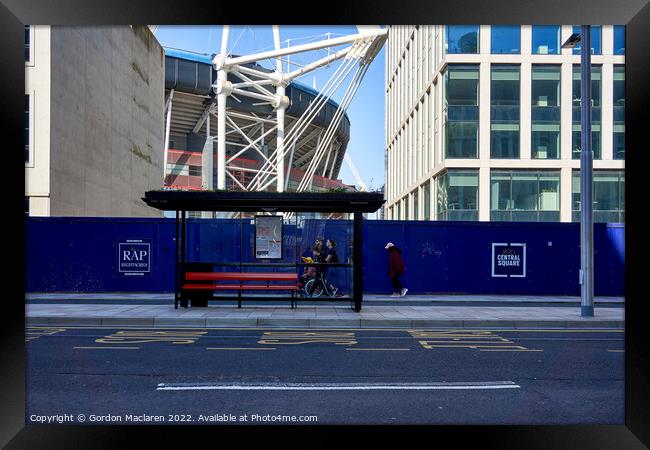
[
  {"xmin": 118, "ymin": 240, "xmax": 151, "ymax": 275},
  {"xmin": 491, "ymin": 243, "xmax": 526, "ymax": 278}
]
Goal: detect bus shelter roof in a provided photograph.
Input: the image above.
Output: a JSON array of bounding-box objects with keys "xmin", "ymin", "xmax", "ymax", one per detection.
[{"xmin": 142, "ymin": 190, "xmax": 385, "ymax": 213}]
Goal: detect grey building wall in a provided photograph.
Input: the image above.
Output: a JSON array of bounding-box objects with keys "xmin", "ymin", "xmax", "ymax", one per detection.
[{"xmin": 49, "ymin": 26, "xmax": 164, "ymax": 217}]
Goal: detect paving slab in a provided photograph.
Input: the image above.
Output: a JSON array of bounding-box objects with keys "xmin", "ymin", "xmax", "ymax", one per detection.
[
  {"xmin": 101, "ymin": 317, "xmax": 154, "ymax": 327},
  {"xmin": 24, "ymin": 303, "xmax": 624, "ymax": 329},
  {"xmin": 205, "ymin": 318, "xmax": 258, "ymax": 327}
]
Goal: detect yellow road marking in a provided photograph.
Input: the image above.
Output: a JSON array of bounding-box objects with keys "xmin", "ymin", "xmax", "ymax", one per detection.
[
  {"xmin": 258, "ymin": 331, "xmax": 357, "ymax": 346},
  {"xmin": 96, "ymin": 330, "xmax": 207, "ymax": 345},
  {"xmin": 410, "ymin": 330, "xmax": 542, "ymax": 352},
  {"xmin": 206, "ymin": 347, "xmax": 276, "ymax": 351},
  {"xmin": 25, "ymin": 327, "xmax": 67, "ymax": 342},
  {"xmin": 73, "ymin": 346, "xmax": 140, "ymax": 350}
]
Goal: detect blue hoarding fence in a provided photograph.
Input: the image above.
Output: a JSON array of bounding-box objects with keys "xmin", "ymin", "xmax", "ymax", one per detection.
[{"xmin": 26, "ymin": 217, "xmax": 624, "ymax": 296}]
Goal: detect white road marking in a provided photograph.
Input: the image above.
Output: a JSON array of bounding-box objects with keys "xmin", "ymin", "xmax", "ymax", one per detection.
[
  {"xmin": 156, "ymin": 381, "xmax": 521, "ymax": 391},
  {"xmin": 73, "ymin": 346, "xmax": 140, "ymax": 350}
]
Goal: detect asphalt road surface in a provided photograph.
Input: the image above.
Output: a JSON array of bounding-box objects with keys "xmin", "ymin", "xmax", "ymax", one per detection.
[{"xmin": 26, "ymin": 326, "xmax": 624, "ymax": 425}]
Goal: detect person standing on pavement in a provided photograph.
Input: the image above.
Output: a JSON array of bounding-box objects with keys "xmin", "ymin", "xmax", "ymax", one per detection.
[
  {"xmin": 385, "ymin": 242, "xmax": 407, "ymax": 297},
  {"xmin": 324, "ymin": 239, "xmax": 340, "ymax": 296}
]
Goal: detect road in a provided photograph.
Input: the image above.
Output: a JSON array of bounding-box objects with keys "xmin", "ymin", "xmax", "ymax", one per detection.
[{"xmin": 26, "ymin": 326, "xmax": 624, "ymax": 425}]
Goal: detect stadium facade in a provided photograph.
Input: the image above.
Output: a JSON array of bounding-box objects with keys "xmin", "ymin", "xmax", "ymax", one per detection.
[{"xmin": 384, "ymin": 25, "xmax": 625, "ymax": 223}]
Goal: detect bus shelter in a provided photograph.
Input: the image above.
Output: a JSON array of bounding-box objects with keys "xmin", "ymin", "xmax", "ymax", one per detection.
[{"xmin": 142, "ymin": 190, "xmax": 384, "ymax": 312}]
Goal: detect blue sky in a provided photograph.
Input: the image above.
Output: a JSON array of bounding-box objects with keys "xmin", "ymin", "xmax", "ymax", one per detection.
[{"xmin": 154, "ymin": 25, "xmax": 386, "ymax": 191}]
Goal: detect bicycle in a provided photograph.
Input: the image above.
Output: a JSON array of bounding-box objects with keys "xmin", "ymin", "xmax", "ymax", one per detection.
[{"xmin": 300, "ymin": 270, "xmax": 337, "ymax": 298}]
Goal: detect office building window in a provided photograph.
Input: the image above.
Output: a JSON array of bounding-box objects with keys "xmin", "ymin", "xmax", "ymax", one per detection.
[
  {"xmin": 613, "ymin": 65, "xmax": 625, "ymax": 160},
  {"xmin": 613, "ymin": 26, "xmax": 625, "ymax": 55},
  {"xmin": 572, "ymin": 170, "xmax": 625, "ymax": 222},
  {"xmin": 531, "ymin": 65, "xmax": 561, "ymax": 159},
  {"xmin": 445, "ymin": 25, "xmax": 479, "ymax": 54},
  {"xmin": 491, "ymin": 65, "xmax": 520, "ymax": 159},
  {"xmin": 423, "ymin": 182, "xmax": 430, "ymax": 220},
  {"xmin": 25, "ymin": 94, "xmax": 30, "ymax": 163},
  {"xmin": 572, "ymin": 26, "xmax": 602, "ymax": 55},
  {"xmin": 491, "ymin": 170, "xmax": 561, "ymax": 222},
  {"xmin": 404, "ymin": 197, "xmax": 409, "ymax": 220},
  {"xmin": 531, "ymin": 25, "xmax": 561, "ymax": 54},
  {"xmin": 25, "ymin": 197, "xmax": 30, "ymax": 216},
  {"xmin": 413, "ymin": 190, "xmax": 419, "ymax": 220},
  {"xmin": 491, "ymin": 25, "xmax": 520, "ymax": 54},
  {"xmin": 572, "ymin": 65, "xmax": 602, "ymax": 159},
  {"xmin": 436, "ymin": 170, "xmax": 479, "ymax": 221},
  {"xmin": 443, "ymin": 65, "xmax": 479, "ymax": 159}
]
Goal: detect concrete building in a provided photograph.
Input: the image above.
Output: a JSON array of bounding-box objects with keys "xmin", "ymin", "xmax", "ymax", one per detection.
[
  {"xmin": 25, "ymin": 25, "xmax": 165, "ymax": 217},
  {"xmin": 384, "ymin": 25, "xmax": 625, "ymax": 223}
]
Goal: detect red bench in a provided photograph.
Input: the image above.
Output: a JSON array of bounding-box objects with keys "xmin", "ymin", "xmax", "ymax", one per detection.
[{"xmin": 181, "ymin": 271, "xmax": 299, "ymax": 308}]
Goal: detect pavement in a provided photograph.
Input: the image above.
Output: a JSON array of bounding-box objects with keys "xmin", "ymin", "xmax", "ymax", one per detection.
[{"xmin": 25, "ymin": 293, "xmax": 625, "ymax": 329}]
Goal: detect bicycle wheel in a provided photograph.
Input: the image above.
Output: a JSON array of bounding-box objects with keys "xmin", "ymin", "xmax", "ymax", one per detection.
[{"xmin": 304, "ymin": 279, "xmax": 324, "ymax": 297}]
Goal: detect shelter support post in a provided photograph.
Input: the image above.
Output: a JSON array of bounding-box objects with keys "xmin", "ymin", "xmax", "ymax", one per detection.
[
  {"xmin": 353, "ymin": 211, "xmax": 363, "ymax": 312},
  {"xmin": 180, "ymin": 210, "xmax": 188, "ymax": 308},
  {"xmin": 175, "ymin": 210, "xmax": 180, "ymax": 309}
]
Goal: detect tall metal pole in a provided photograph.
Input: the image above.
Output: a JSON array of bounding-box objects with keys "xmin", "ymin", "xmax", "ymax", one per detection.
[{"xmin": 580, "ymin": 25, "xmax": 594, "ymax": 316}]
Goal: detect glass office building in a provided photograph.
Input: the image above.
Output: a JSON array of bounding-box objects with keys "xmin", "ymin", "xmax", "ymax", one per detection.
[{"xmin": 385, "ymin": 25, "xmax": 625, "ymax": 223}]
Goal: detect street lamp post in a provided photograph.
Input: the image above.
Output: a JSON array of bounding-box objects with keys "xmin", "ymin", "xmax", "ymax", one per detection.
[{"xmin": 563, "ymin": 26, "xmax": 594, "ymax": 317}]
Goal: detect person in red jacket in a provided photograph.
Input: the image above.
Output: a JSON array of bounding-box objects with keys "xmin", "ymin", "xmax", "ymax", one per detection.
[{"xmin": 385, "ymin": 242, "xmax": 408, "ymax": 297}]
